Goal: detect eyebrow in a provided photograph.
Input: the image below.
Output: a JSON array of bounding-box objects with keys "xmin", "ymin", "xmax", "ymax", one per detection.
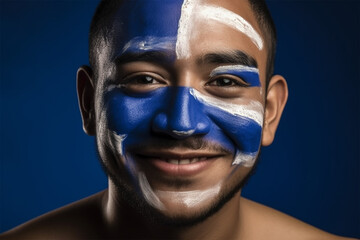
[
  {"xmin": 197, "ymin": 50, "xmax": 258, "ymax": 68},
  {"xmin": 114, "ymin": 51, "xmax": 175, "ymax": 65}
]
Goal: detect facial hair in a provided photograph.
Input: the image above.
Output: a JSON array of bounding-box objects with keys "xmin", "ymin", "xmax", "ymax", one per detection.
[{"xmin": 96, "ymin": 137, "xmax": 261, "ymax": 227}]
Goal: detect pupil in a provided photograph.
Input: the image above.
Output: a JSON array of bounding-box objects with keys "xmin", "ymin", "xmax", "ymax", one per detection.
[
  {"xmin": 219, "ymin": 78, "xmax": 231, "ymax": 86},
  {"xmin": 144, "ymin": 76, "xmax": 153, "ymax": 83}
]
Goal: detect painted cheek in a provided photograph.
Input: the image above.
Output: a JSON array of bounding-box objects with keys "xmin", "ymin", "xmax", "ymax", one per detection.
[
  {"xmin": 189, "ymin": 89, "xmax": 263, "ymax": 156},
  {"xmin": 105, "ymin": 88, "xmax": 168, "ymax": 136},
  {"xmin": 106, "ymin": 87, "xmax": 262, "ymax": 166},
  {"xmin": 205, "ymin": 108, "xmax": 262, "ymax": 154}
]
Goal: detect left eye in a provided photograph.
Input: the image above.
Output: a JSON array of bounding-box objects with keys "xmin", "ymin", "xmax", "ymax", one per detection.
[{"xmin": 207, "ymin": 77, "xmax": 248, "ymax": 87}]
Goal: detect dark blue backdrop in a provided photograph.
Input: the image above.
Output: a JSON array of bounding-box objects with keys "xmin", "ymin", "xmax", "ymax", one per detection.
[{"xmin": 0, "ymin": 0, "xmax": 359, "ymax": 238}]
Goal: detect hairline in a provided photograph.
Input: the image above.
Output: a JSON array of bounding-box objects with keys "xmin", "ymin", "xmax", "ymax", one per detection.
[{"xmin": 88, "ymin": 0, "xmax": 276, "ymax": 87}]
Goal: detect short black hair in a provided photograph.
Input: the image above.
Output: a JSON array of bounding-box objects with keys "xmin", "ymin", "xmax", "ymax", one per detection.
[
  {"xmin": 89, "ymin": 0, "xmax": 277, "ymax": 85},
  {"xmin": 248, "ymin": 0, "xmax": 277, "ymax": 86}
]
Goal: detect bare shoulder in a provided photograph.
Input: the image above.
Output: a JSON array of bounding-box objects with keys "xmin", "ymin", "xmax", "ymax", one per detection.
[
  {"xmin": 0, "ymin": 190, "xmax": 107, "ymax": 240},
  {"xmin": 239, "ymin": 197, "xmax": 358, "ymax": 240}
]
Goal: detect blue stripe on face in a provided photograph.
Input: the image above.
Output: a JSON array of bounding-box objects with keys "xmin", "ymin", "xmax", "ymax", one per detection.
[
  {"xmin": 105, "ymin": 86, "xmax": 262, "ymax": 164},
  {"xmin": 210, "ymin": 66, "xmax": 261, "ymax": 87}
]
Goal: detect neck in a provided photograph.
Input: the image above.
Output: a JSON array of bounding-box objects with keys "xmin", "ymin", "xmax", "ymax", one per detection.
[{"xmin": 103, "ymin": 180, "xmax": 242, "ymax": 240}]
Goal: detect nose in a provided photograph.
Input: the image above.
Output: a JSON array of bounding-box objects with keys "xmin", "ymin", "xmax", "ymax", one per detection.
[{"xmin": 152, "ymin": 87, "xmax": 211, "ymax": 139}]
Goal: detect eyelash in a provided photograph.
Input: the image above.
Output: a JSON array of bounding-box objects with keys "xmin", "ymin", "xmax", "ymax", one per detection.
[
  {"xmin": 121, "ymin": 73, "xmax": 166, "ymax": 85},
  {"xmin": 207, "ymin": 76, "xmax": 249, "ymax": 88},
  {"xmin": 117, "ymin": 72, "xmax": 249, "ymax": 89}
]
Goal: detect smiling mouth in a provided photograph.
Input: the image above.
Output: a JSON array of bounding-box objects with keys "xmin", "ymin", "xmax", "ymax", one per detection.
[
  {"xmin": 162, "ymin": 157, "xmax": 208, "ymax": 165},
  {"xmin": 135, "ymin": 151, "xmax": 224, "ymax": 177}
]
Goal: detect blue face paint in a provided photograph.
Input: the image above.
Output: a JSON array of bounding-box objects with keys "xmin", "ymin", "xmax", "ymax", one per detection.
[
  {"xmin": 98, "ymin": 0, "xmax": 266, "ymax": 211},
  {"xmin": 112, "ymin": 0, "xmax": 183, "ymax": 58},
  {"xmin": 210, "ymin": 65, "xmax": 261, "ymax": 87},
  {"xmin": 105, "ymin": 86, "xmax": 262, "ymax": 165}
]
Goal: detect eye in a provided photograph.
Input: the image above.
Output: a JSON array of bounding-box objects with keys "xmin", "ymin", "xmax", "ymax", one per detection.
[
  {"xmin": 117, "ymin": 73, "xmax": 167, "ymax": 93},
  {"xmin": 207, "ymin": 76, "xmax": 249, "ymax": 87},
  {"xmin": 124, "ymin": 74, "xmax": 163, "ymax": 85}
]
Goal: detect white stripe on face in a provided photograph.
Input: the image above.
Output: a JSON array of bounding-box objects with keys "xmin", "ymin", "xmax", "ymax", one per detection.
[
  {"xmin": 155, "ymin": 182, "xmax": 222, "ymax": 208},
  {"xmin": 210, "ymin": 65, "xmax": 259, "ymax": 77},
  {"xmin": 189, "ymin": 88, "xmax": 264, "ymax": 126},
  {"xmin": 197, "ymin": 5, "xmax": 263, "ymax": 50},
  {"xmin": 233, "ymin": 151, "xmax": 257, "ymax": 166},
  {"xmin": 176, "ymin": 0, "xmax": 264, "ymax": 59},
  {"xmin": 175, "ymin": 0, "xmax": 197, "ymax": 59}
]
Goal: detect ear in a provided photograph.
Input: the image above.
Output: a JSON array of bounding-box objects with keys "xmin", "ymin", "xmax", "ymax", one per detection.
[
  {"xmin": 77, "ymin": 66, "xmax": 96, "ymax": 136},
  {"xmin": 261, "ymin": 75, "xmax": 288, "ymax": 146}
]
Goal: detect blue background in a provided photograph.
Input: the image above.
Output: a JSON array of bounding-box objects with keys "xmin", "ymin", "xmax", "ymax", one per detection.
[{"xmin": 0, "ymin": 0, "xmax": 359, "ymax": 238}]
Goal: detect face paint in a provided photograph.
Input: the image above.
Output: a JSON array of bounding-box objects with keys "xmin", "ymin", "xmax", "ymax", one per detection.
[
  {"xmin": 176, "ymin": 0, "xmax": 263, "ymax": 59},
  {"xmin": 155, "ymin": 181, "xmax": 222, "ymax": 208},
  {"xmin": 195, "ymin": 5, "xmax": 263, "ymax": 50},
  {"xmin": 210, "ymin": 65, "xmax": 261, "ymax": 87},
  {"xmin": 121, "ymin": 36, "xmax": 177, "ymax": 55},
  {"xmin": 104, "ymin": 83, "xmax": 263, "ymax": 209},
  {"xmin": 113, "ymin": 0, "xmax": 263, "ymax": 60},
  {"xmin": 97, "ymin": 0, "xmax": 265, "ymax": 214}
]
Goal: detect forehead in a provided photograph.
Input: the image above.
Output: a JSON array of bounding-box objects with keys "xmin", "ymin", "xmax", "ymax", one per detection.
[
  {"xmin": 114, "ymin": 1, "xmax": 182, "ymax": 39},
  {"xmin": 107, "ymin": 0, "xmax": 262, "ymax": 57}
]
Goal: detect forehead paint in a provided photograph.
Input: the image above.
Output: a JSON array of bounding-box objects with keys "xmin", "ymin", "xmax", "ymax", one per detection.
[
  {"xmin": 114, "ymin": 0, "xmax": 263, "ymax": 60},
  {"xmin": 197, "ymin": 5, "xmax": 263, "ymax": 50},
  {"xmin": 121, "ymin": 36, "xmax": 177, "ymax": 54},
  {"xmin": 176, "ymin": 0, "xmax": 263, "ymax": 59},
  {"xmin": 210, "ymin": 65, "xmax": 261, "ymax": 87},
  {"xmin": 175, "ymin": 0, "xmax": 196, "ymax": 59}
]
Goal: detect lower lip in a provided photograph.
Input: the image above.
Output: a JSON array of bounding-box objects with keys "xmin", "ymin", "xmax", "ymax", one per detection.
[{"xmin": 139, "ymin": 157, "xmax": 216, "ymax": 177}]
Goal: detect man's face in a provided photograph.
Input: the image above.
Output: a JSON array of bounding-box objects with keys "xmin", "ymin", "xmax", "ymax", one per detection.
[{"xmin": 94, "ymin": 0, "xmax": 267, "ymax": 221}]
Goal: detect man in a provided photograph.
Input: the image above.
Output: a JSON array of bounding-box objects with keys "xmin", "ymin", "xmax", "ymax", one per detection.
[{"xmin": 0, "ymin": 0, "xmax": 356, "ymax": 239}]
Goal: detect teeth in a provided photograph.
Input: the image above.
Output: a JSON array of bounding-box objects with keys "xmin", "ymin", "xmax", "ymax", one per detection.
[
  {"xmin": 167, "ymin": 159, "xmax": 179, "ymax": 164},
  {"xmin": 179, "ymin": 159, "xmax": 190, "ymax": 165},
  {"xmin": 166, "ymin": 157, "xmax": 206, "ymax": 165}
]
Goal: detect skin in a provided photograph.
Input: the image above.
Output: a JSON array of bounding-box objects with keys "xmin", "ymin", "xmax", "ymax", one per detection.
[{"xmin": 0, "ymin": 0, "xmax": 357, "ymax": 239}]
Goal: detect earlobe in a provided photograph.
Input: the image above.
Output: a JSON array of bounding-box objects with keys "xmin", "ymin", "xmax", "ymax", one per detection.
[
  {"xmin": 77, "ymin": 66, "xmax": 96, "ymax": 136},
  {"xmin": 261, "ymin": 74, "xmax": 288, "ymax": 146}
]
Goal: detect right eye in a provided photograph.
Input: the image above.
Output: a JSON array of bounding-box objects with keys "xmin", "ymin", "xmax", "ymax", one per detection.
[
  {"xmin": 119, "ymin": 73, "xmax": 167, "ymax": 92},
  {"xmin": 126, "ymin": 75, "xmax": 161, "ymax": 85}
]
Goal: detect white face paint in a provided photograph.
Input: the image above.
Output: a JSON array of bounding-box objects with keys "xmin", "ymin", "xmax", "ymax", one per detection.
[
  {"xmin": 101, "ymin": 0, "xmax": 265, "ymax": 214},
  {"xmin": 233, "ymin": 151, "xmax": 257, "ymax": 166},
  {"xmin": 155, "ymin": 182, "xmax": 222, "ymax": 208},
  {"xmin": 210, "ymin": 65, "xmax": 260, "ymax": 77},
  {"xmin": 197, "ymin": 5, "xmax": 263, "ymax": 50},
  {"xmin": 189, "ymin": 88, "xmax": 264, "ymax": 126},
  {"xmin": 176, "ymin": 0, "xmax": 263, "ymax": 59},
  {"xmin": 138, "ymin": 172, "xmax": 165, "ymax": 210},
  {"xmin": 111, "ymin": 132, "xmax": 127, "ymax": 156},
  {"xmin": 172, "ymin": 129, "xmax": 196, "ymax": 137}
]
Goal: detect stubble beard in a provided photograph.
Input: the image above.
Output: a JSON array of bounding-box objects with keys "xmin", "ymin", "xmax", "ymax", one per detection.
[{"xmin": 97, "ymin": 142, "xmax": 261, "ymax": 228}]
